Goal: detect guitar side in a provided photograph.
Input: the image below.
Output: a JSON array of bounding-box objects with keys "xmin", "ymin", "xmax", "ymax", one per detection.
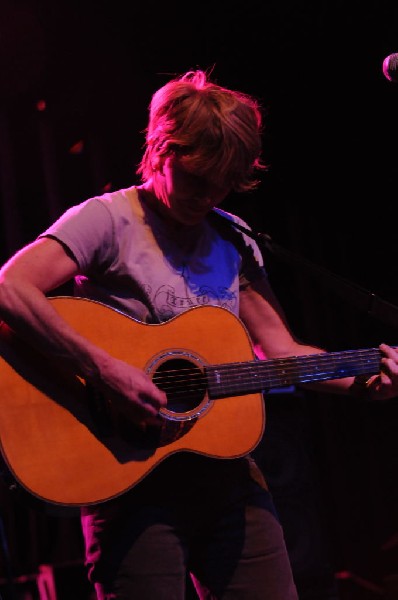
[{"xmin": 0, "ymin": 298, "xmax": 265, "ymax": 507}]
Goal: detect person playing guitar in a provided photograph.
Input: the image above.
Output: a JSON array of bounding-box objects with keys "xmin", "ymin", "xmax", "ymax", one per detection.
[{"xmin": 0, "ymin": 69, "xmax": 398, "ymax": 600}]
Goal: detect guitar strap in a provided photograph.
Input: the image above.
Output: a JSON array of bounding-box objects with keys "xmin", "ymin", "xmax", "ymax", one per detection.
[{"xmin": 208, "ymin": 209, "xmax": 256, "ymax": 256}]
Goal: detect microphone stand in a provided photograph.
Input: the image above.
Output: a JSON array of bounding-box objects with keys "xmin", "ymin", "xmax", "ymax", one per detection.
[{"xmin": 229, "ymin": 219, "xmax": 398, "ymax": 330}]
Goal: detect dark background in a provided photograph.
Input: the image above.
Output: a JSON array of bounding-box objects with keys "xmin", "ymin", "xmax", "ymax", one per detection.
[{"xmin": 1, "ymin": 1, "xmax": 398, "ymax": 598}]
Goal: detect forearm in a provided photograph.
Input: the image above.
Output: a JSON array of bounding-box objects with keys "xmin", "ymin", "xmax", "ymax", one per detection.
[
  {"xmin": 0, "ymin": 279, "xmax": 109, "ymax": 381},
  {"xmin": 0, "ymin": 239, "xmax": 166, "ymax": 425}
]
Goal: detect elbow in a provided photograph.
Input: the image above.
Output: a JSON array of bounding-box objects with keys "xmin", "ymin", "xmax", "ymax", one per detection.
[{"xmin": 0, "ymin": 270, "xmax": 24, "ymax": 318}]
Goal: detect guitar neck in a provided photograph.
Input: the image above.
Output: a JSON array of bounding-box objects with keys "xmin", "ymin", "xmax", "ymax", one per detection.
[{"xmin": 206, "ymin": 347, "xmax": 385, "ymax": 398}]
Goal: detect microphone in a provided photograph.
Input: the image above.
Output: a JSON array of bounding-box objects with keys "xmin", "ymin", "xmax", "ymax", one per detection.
[{"xmin": 383, "ymin": 53, "xmax": 398, "ymax": 82}]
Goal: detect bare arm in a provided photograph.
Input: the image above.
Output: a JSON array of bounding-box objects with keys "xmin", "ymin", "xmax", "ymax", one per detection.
[
  {"xmin": 239, "ymin": 278, "xmax": 398, "ymax": 400},
  {"xmin": 0, "ymin": 238, "xmax": 167, "ymax": 424}
]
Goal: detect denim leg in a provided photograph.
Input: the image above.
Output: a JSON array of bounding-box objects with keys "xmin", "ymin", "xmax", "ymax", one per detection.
[
  {"xmin": 190, "ymin": 496, "xmax": 298, "ymax": 600},
  {"xmin": 88, "ymin": 508, "xmax": 189, "ymax": 600},
  {"xmin": 82, "ymin": 454, "xmax": 298, "ymax": 600}
]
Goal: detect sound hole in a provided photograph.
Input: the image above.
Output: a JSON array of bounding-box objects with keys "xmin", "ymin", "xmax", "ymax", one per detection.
[{"xmin": 152, "ymin": 358, "xmax": 207, "ymax": 415}]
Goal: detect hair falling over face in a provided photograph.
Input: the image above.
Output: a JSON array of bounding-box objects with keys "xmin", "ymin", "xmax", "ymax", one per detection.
[{"xmin": 137, "ymin": 69, "xmax": 268, "ymax": 193}]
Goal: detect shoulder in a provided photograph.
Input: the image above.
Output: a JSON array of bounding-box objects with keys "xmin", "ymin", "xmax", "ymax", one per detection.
[
  {"xmin": 94, "ymin": 186, "xmax": 140, "ymax": 218},
  {"xmin": 67, "ymin": 186, "xmax": 141, "ymax": 230}
]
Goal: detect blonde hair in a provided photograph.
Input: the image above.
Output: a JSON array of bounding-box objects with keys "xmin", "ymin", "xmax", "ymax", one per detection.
[{"xmin": 137, "ymin": 70, "xmax": 267, "ymax": 192}]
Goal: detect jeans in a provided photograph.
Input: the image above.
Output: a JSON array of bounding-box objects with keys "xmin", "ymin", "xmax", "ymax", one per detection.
[{"xmin": 81, "ymin": 453, "xmax": 298, "ymax": 600}]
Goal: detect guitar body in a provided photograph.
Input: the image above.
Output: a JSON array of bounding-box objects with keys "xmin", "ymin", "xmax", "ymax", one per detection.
[{"xmin": 0, "ymin": 298, "xmax": 265, "ymax": 507}]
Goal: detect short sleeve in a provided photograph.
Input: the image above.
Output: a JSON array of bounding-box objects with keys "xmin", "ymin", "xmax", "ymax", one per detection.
[{"xmin": 39, "ymin": 198, "xmax": 116, "ymax": 273}]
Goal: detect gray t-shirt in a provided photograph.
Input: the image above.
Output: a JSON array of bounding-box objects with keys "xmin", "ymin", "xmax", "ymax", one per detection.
[{"xmin": 41, "ymin": 186, "xmax": 266, "ymax": 323}]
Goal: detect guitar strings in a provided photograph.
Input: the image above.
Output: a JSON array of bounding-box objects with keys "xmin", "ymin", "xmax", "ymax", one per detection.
[{"xmin": 151, "ymin": 347, "xmax": 385, "ymax": 400}]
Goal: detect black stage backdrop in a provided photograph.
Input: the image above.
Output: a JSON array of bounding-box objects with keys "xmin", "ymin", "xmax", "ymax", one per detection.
[{"xmin": 1, "ymin": 2, "xmax": 398, "ymax": 599}]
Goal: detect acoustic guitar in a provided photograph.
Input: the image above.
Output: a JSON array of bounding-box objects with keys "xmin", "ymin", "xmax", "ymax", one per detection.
[{"xmin": 0, "ymin": 296, "xmax": 383, "ymax": 508}]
